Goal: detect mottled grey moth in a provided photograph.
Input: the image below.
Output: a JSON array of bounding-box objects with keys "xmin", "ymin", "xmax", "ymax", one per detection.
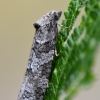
[{"xmin": 18, "ymin": 10, "xmax": 62, "ymax": 100}]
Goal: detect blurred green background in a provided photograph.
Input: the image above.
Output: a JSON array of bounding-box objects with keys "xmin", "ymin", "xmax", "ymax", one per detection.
[{"xmin": 0, "ymin": 0, "xmax": 100, "ymax": 100}]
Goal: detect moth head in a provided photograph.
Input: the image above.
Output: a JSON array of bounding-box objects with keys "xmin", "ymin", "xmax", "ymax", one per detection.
[
  {"xmin": 48, "ymin": 10, "xmax": 62, "ymax": 22},
  {"xmin": 33, "ymin": 10, "xmax": 62, "ymax": 30}
]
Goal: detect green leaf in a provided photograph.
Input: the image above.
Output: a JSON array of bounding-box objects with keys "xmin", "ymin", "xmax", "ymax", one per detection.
[{"xmin": 44, "ymin": 0, "xmax": 100, "ymax": 100}]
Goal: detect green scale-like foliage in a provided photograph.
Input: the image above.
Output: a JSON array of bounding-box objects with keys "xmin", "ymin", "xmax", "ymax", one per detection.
[{"xmin": 44, "ymin": 0, "xmax": 100, "ymax": 100}]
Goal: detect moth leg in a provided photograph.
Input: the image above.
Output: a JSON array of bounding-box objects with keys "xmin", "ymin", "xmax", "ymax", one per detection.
[
  {"xmin": 47, "ymin": 83, "xmax": 49, "ymax": 88},
  {"xmin": 57, "ymin": 22, "xmax": 74, "ymax": 29},
  {"xmin": 55, "ymin": 48, "xmax": 59, "ymax": 56}
]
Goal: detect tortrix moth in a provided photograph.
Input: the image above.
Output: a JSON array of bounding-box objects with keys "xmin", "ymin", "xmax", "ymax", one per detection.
[{"xmin": 18, "ymin": 10, "xmax": 62, "ymax": 100}]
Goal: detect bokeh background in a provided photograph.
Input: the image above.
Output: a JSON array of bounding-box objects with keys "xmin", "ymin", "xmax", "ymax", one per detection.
[{"xmin": 0, "ymin": 0, "xmax": 100, "ymax": 100}]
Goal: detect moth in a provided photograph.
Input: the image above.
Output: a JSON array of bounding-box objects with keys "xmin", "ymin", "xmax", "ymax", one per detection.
[{"xmin": 18, "ymin": 10, "xmax": 62, "ymax": 100}]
